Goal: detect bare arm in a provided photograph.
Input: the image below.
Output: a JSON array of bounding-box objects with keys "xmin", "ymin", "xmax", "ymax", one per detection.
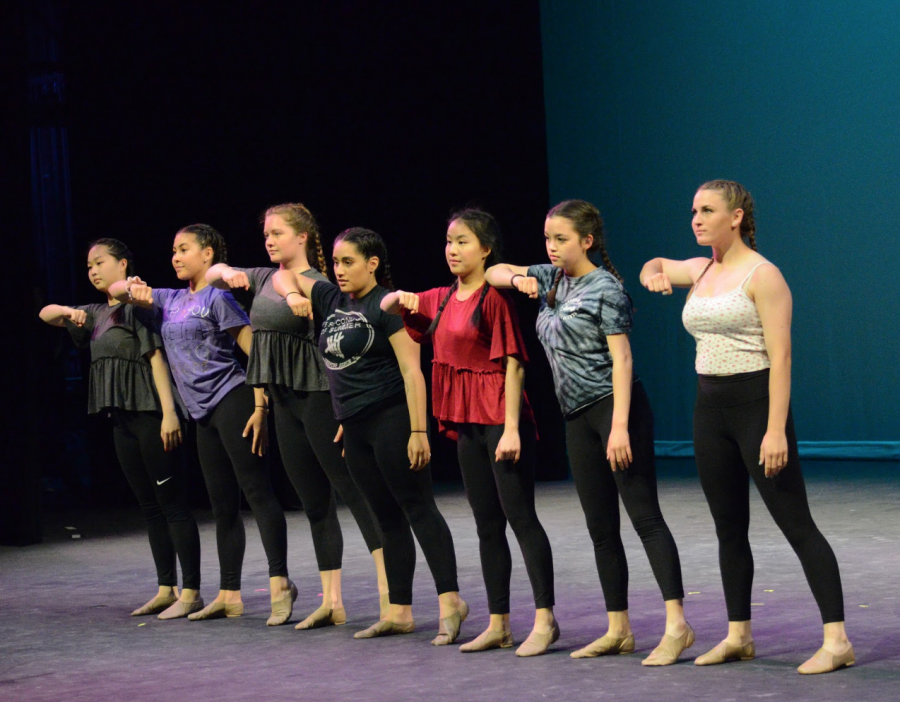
[
  {"xmin": 485, "ymin": 263, "xmax": 539, "ymax": 298},
  {"xmin": 380, "ymin": 290, "xmax": 421, "ymax": 316},
  {"xmin": 108, "ymin": 278, "xmax": 155, "ymax": 308},
  {"xmin": 494, "ymin": 356, "xmax": 524, "ymax": 463},
  {"xmin": 389, "ymin": 329, "xmax": 430, "ymax": 471},
  {"xmin": 639, "ymin": 257, "xmax": 711, "ymax": 294},
  {"xmin": 40, "ymin": 304, "xmax": 86, "ymax": 327},
  {"xmin": 606, "ymin": 334, "xmax": 634, "ymax": 471},
  {"xmin": 272, "ymin": 269, "xmax": 315, "ymax": 320},
  {"xmin": 146, "ymin": 349, "xmax": 183, "ymax": 452},
  {"xmin": 207, "ymin": 263, "xmax": 250, "ymax": 291},
  {"xmin": 751, "ymin": 264, "xmax": 793, "ymax": 477}
]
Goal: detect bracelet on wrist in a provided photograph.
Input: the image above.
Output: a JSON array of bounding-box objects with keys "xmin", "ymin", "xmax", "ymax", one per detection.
[
  {"xmin": 286, "ymin": 291, "xmax": 302, "ymax": 298},
  {"xmin": 255, "ymin": 406, "xmax": 269, "ymax": 413},
  {"xmin": 411, "ymin": 430, "xmax": 427, "ymax": 433},
  {"xmin": 510, "ymin": 274, "xmax": 522, "ymax": 286}
]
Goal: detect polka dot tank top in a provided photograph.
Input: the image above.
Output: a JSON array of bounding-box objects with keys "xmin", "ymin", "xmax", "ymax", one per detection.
[{"xmin": 682, "ymin": 262, "xmax": 770, "ymax": 375}]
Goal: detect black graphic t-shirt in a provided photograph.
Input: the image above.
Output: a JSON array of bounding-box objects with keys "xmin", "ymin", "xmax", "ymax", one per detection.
[{"xmin": 310, "ymin": 281, "xmax": 405, "ymax": 420}]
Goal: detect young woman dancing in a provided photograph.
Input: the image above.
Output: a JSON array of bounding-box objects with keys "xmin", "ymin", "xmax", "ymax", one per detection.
[
  {"xmin": 486, "ymin": 200, "xmax": 690, "ymax": 666},
  {"xmin": 273, "ymin": 227, "xmax": 466, "ymax": 645},
  {"xmin": 40, "ymin": 238, "xmax": 202, "ymax": 619},
  {"xmin": 380, "ymin": 209, "xmax": 557, "ymax": 656},
  {"xmin": 206, "ymin": 203, "xmax": 388, "ymax": 628},
  {"xmin": 110, "ymin": 224, "xmax": 296, "ymax": 626},
  {"xmin": 639, "ymin": 180, "xmax": 853, "ymax": 674}
]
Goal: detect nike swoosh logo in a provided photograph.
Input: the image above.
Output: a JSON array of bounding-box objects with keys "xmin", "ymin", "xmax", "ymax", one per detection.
[{"xmin": 156, "ymin": 477, "xmax": 173, "ymax": 486}]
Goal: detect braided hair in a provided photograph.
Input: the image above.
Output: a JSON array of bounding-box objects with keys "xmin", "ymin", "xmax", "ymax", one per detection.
[
  {"xmin": 698, "ymin": 180, "xmax": 758, "ymax": 251},
  {"xmin": 178, "ymin": 223, "xmax": 228, "ymax": 264},
  {"xmin": 264, "ymin": 202, "xmax": 329, "ymax": 276},
  {"xmin": 89, "ymin": 237, "xmax": 136, "ymax": 277},
  {"xmin": 425, "ymin": 208, "xmax": 502, "ymax": 336},
  {"xmin": 545, "ymin": 200, "xmax": 622, "ymax": 308},
  {"xmin": 334, "ymin": 227, "xmax": 394, "ymax": 290}
]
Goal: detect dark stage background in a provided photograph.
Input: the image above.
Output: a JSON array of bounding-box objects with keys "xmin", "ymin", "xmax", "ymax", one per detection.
[{"xmin": 4, "ymin": 0, "xmax": 564, "ymax": 542}]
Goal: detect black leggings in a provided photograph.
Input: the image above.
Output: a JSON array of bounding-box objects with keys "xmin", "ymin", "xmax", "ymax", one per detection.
[
  {"xmin": 694, "ymin": 370, "xmax": 844, "ymax": 623},
  {"xmin": 271, "ymin": 387, "xmax": 382, "ymax": 571},
  {"xmin": 342, "ymin": 400, "xmax": 458, "ymax": 605},
  {"xmin": 565, "ymin": 382, "xmax": 684, "ymax": 611},
  {"xmin": 112, "ymin": 410, "xmax": 201, "ymax": 590},
  {"xmin": 196, "ymin": 384, "xmax": 288, "ymax": 590},
  {"xmin": 457, "ymin": 422, "xmax": 554, "ymax": 613}
]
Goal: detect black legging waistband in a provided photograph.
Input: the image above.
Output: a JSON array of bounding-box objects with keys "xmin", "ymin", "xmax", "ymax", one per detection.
[{"xmin": 696, "ymin": 369, "xmax": 770, "ymax": 408}]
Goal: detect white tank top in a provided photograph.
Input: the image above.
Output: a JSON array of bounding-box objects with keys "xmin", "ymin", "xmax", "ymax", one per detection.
[{"xmin": 682, "ymin": 262, "xmax": 771, "ymax": 375}]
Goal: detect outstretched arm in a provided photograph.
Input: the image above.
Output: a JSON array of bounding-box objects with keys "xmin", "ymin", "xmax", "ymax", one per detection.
[
  {"xmin": 272, "ymin": 269, "xmax": 315, "ymax": 320},
  {"xmin": 380, "ymin": 290, "xmax": 421, "ymax": 316},
  {"xmin": 108, "ymin": 278, "xmax": 155, "ymax": 308},
  {"xmin": 206, "ymin": 263, "xmax": 250, "ymax": 291},
  {"xmin": 389, "ymin": 329, "xmax": 430, "ymax": 471},
  {"xmin": 485, "ymin": 263, "xmax": 539, "ymax": 298},
  {"xmin": 639, "ymin": 257, "xmax": 710, "ymax": 295},
  {"xmin": 39, "ymin": 304, "xmax": 86, "ymax": 328}
]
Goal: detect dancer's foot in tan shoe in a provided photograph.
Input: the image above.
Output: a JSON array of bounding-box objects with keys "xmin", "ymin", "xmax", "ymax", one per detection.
[
  {"xmin": 798, "ymin": 622, "xmax": 854, "ymax": 674},
  {"xmin": 516, "ymin": 609, "xmax": 560, "ymax": 657},
  {"xmin": 131, "ymin": 586, "xmax": 178, "ymax": 616},
  {"xmin": 460, "ymin": 614, "xmax": 514, "ymax": 652},
  {"xmin": 158, "ymin": 588, "xmax": 203, "ymax": 620},
  {"xmin": 188, "ymin": 589, "xmax": 244, "ymax": 620}
]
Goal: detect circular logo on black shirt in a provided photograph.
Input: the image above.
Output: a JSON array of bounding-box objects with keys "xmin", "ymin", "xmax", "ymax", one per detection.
[{"xmin": 320, "ymin": 310, "xmax": 375, "ymax": 370}]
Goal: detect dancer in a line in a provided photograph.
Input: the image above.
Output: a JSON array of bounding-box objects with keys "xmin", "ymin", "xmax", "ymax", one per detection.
[
  {"xmin": 381, "ymin": 209, "xmax": 557, "ymax": 656},
  {"xmin": 274, "ymin": 227, "xmax": 467, "ymax": 645},
  {"xmin": 39, "ymin": 238, "xmax": 203, "ymax": 619},
  {"xmin": 111, "ymin": 224, "xmax": 296, "ymax": 626},
  {"xmin": 639, "ymin": 180, "xmax": 853, "ymax": 674},
  {"xmin": 487, "ymin": 200, "xmax": 690, "ymax": 665},
  {"xmin": 206, "ymin": 203, "xmax": 388, "ymax": 628}
]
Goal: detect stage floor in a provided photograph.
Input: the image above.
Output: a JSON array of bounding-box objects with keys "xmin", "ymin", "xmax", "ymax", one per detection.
[{"xmin": 2, "ymin": 461, "xmax": 897, "ymax": 701}]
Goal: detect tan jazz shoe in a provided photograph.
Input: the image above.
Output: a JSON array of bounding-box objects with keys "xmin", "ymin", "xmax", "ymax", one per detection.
[
  {"xmin": 797, "ymin": 645, "xmax": 855, "ymax": 674},
  {"xmin": 295, "ymin": 605, "xmax": 347, "ymax": 630},
  {"xmin": 571, "ymin": 632, "xmax": 635, "ymax": 658},
  {"xmin": 158, "ymin": 598, "xmax": 205, "ymax": 620},
  {"xmin": 267, "ymin": 580, "xmax": 299, "ymax": 626},
  {"xmin": 459, "ymin": 627, "xmax": 514, "ymax": 652},
  {"xmin": 188, "ymin": 600, "xmax": 244, "ymax": 620},
  {"xmin": 432, "ymin": 599, "xmax": 469, "ymax": 646},
  {"xmin": 642, "ymin": 624, "xmax": 695, "ymax": 666},
  {"xmin": 694, "ymin": 639, "xmax": 756, "ymax": 666},
  {"xmin": 515, "ymin": 620, "xmax": 560, "ymax": 657},
  {"xmin": 354, "ymin": 619, "xmax": 416, "ymax": 639},
  {"xmin": 131, "ymin": 594, "xmax": 178, "ymax": 617}
]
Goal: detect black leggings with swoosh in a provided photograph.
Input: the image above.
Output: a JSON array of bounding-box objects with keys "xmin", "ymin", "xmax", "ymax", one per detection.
[{"xmin": 112, "ymin": 409, "xmax": 201, "ymax": 590}]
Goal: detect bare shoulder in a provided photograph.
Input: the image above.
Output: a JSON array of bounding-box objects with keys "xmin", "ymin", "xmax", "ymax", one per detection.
[{"xmin": 748, "ymin": 259, "xmax": 791, "ymax": 300}]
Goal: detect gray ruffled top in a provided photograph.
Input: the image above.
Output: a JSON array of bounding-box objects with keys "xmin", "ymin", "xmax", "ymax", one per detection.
[
  {"xmin": 67, "ymin": 303, "xmax": 163, "ymax": 414},
  {"xmin": 237, "ymin": 267, "xmax": 330, "ymax": 393}
]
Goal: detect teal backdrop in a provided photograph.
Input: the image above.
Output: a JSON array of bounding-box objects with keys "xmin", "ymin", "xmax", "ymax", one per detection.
[{"xmin": 540, "ymin": 0, "xmax": 899, "ymax": 458}]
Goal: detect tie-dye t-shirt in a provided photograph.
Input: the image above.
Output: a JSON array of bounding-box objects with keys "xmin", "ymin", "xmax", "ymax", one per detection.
[
  {"xmin": 527, "ymin": 264, "xmax": 636, "ymax": 417},
  {"xmin": 152, "ymin": 286, "xmax": 250, "ymax": 420}
]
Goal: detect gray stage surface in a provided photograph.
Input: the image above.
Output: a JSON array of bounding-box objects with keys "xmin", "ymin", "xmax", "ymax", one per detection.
[{"xmin": 1, "ymin": 461, "xmax": 897, "ymax": 702}]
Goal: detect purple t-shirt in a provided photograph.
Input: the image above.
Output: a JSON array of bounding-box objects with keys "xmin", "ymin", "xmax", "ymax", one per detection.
[{"xmin": 153, "ymin": 286, "xmax": 250, "ymax": 420}]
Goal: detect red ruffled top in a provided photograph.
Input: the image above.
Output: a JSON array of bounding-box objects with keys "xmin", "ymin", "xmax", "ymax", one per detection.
[{"xmin": 402, "ymin": 285, "xmax": 535, "ymax": 440}]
